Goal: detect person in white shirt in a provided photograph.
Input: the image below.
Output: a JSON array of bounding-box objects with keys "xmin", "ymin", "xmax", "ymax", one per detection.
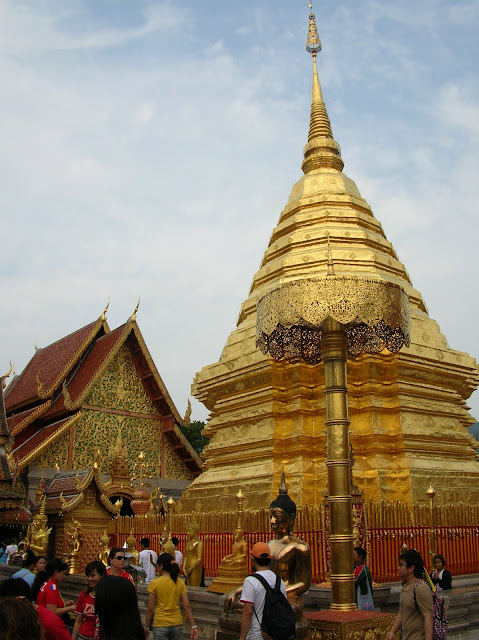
[
  {"xmin": 239, "ymin": 542, "xmax": 287, "ymax": 640},
  {"xmin": 172, "ymin": 536, "xmax": 183, "ymax": 569},
  {"xmin": 138, "ymin": 538, "xmax": 158, "ymax": 585},
  {"xmin": 5, "ymin": 539, "xmax": 18, "ymax": 564}
]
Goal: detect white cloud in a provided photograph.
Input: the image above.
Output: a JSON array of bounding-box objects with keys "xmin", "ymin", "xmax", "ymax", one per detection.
[{"xmin": 1, "ymin": 0, "xmax": 478, "ymax": 424}]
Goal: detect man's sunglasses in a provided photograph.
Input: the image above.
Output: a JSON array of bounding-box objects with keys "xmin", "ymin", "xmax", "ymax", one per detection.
[{"xmin": 114, "ymin": 556, "xmax": 125, "ymax": 560}]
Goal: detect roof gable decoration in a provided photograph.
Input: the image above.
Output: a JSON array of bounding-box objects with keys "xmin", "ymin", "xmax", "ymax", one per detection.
[{"xmin": 59, "ymin": 458, "xmax": 122, "ymax": 516}]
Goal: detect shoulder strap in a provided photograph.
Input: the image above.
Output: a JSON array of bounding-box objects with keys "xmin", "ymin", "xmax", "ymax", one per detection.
[{"xmin": 251, "ymin": 573, "xmax": 272, "ymax": 591}]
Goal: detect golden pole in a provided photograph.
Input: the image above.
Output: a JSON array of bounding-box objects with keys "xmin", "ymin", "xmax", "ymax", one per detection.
[
  {"xmin": 322, "ymin": 317, "xmax": 355, "ymax": 610},
  {"xmin": 426, "ymin": 484, "xmax": 436, "ymax": 563}
]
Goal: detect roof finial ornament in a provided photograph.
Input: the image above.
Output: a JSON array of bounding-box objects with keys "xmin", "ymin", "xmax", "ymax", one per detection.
[
  {"xmin": 326, "ymin": 233, "xmax": 335, "ymax": 277},
  {"xmin": 34, "ymin": 338, "xmax": 38, "ymax": 352},
  {"xmin": 101, "ymin": 297, "xmax": 110, "ymax": 322},
  {"xmin": 1, "ymin": 362, "xmax": 13, "ymax": 389},
  {"xmin": 130, "ymin": 295, "xmax": 140, "ymax": 322},
  {"xmin": 306, "ymin": 2, "xmax": 322, "ymax": 56}
]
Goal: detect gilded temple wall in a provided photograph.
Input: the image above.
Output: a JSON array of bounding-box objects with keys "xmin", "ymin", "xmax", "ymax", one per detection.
[{"xmin": 33, "ymin": 346, "xmax": 194, "ymax": 481}]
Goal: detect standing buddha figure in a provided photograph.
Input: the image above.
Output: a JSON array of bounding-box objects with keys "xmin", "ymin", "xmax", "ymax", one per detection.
[{"xmin": 183, "ymin": 521, "xmax": 204, "ymax": 586}]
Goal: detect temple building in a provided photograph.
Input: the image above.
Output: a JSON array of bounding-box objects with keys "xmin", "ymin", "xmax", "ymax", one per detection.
[
  {"xmin": 1, "ymin": 307, "xmax": 201, "ymax": 532},
  {"xmin": 182, "ymin": 9, "xmax": 479, "ymax": 512}
]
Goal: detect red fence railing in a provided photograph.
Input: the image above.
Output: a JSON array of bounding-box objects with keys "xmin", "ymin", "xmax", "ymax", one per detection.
[{"xmin": 114, "ymin": 525, "xmax": 479, "ymax": 585}]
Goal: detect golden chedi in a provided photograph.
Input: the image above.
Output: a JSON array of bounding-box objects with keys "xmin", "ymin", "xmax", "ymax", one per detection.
[
  {"xmin": 207, "ymin": 528, "xmax": 249, "ymax": 594},
  {"xmin": 184, "ymin": 6, "xmax": 479, "ymax": 513}
]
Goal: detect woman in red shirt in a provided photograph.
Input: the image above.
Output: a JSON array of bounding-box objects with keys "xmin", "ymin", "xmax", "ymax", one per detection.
[
  {"xmin": 72, "ymin": 560, "xmax": 106, "ymax": 640},
  {"xmin": 34, "ymin": 558, "xmax": 75, "ymax": 619}
]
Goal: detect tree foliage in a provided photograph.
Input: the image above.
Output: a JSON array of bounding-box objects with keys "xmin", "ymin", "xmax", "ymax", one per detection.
[{"xmin": 179, "ymin": 420, "xmax": 208, "ymax": 455}]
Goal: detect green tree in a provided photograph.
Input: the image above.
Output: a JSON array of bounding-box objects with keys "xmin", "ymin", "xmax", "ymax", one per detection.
[{"xmin": 179, "ymin": 420, "xmax": 208, "ymax": 455}]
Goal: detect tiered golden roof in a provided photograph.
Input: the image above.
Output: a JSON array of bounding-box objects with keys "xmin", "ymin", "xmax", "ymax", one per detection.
[{"xmin": 182, "ymin": 5, "xmax": 479, "ymax": 512}]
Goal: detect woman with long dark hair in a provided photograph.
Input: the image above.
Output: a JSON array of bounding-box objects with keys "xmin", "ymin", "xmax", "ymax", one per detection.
[
  {"xmin": 144, "ymin": 552, "xmax": 198, "ymax": 640},
  {"xmin": 34, "ymin": 557, "xmax": 75, "ymax": 618},
  {"xmin": 95, "ymin": 575, "xmax": 144, "ymax": 640},
  {"xmin": 72, "ymin": 560, "xmax": 107, "ymax": 640}
]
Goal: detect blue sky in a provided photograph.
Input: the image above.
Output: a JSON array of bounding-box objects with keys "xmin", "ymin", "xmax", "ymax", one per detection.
[{"xmin": 1, "ymin": 1, "xmax": 478, "ymax": 423}]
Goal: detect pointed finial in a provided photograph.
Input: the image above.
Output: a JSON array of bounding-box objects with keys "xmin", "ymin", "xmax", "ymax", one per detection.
[
  {"xmin": 101, "ymin": 297, "xmax": 110, "ymax": 321},
  {"xmin": 326, "ymin": 233, "xmax": 335, "ymax": 276},
  {"xmin": 302, "ymin": 3, "xmax": 344, "ymax": 174},
  {"xmin": 279, "ymin": 470, "xmax": 288, "ymax": 495},
  {"xmin": 306, "ymin": 3, "xmax": 321, "ymax": 56},
  {"xmin": 34, "ymin": 338, "xmax": 38, "ymax": 352},
  {"xmin": 130, "ymin": 295, "xmax": 140, "ymax": 321},
  {"xmin": 183, "ymin": 399, "xmax": 192, "ymax": 425}
]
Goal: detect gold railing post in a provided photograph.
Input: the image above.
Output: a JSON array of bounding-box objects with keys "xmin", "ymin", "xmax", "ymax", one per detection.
[{"xmin": 322, "ymin": 317, "xmax": 355, "ymax": 610}]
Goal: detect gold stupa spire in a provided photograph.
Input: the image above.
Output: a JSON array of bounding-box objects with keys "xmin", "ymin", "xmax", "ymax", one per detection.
[{"xmin": 302, "ymin": 3, "xmax": 344, "ymax": 174}]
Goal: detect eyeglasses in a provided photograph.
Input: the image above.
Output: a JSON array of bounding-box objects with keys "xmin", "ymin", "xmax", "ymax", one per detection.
[{"xmin": 114, "ymin": 556, "xmax": 125, "ymax": 560}]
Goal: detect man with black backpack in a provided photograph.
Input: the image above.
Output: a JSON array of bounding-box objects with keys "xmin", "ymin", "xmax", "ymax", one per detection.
[{"xmin": 239, "ymin": 542, "xmax": 295, "ymax": 640}]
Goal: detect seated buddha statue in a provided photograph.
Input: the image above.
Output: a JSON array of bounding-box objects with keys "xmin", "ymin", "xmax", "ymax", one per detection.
[
  {"xmin": 207, "ymin": 528, "xmax": 248, "ymax": 594},
  {"xmin": 126, "ymin": 532, "xmax": 140, "ymax": 566},
  {"xmin": 267, "ymin": 475, "xmax": 311, "ymax": 621},
  {"xmin": 221, "ymin": 529, "xmax": 247, "ymax": 569}
]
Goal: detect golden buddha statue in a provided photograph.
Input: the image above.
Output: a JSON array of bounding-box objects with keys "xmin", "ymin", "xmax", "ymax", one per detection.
[
  {"xmin": 222, "ymin": 529, "xmax": 247, "ymax": 568},
  {"xmin": 267, "ymin": 474, "xmax": 311, "ymax": 621},
  {"xmin": 222, "ymin": 474, "xmax": 310, "ymax": 638},
  {"xmin": 20, "ymin": 497, "xmax": 51, "ymax": 557},
  {"xmin": 161, "ymin": 531, "xmax": 176, "ymax": 557},
  {"xmin": 207, "ymin": 528, "xmax": 249, "ymax": 594},
  {"xmin": 99, "ymin": 530, "xmax": 110, "ymax": 566},
  {"xmin": 183, "ymin": 521, "xmax": 204, "ymax": 586},
  {"xmin": 126, "ymin": 532, "xmax": 140, "ymax": 566},
  {"xmin": 66, "ymin": 519, "xmax": 83, "ymax": 574}
]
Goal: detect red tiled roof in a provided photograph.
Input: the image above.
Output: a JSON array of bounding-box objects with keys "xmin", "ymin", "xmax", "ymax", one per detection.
[
  {"xmin": 13, "ymin": 416, "xmax": 74, "ymax": 462},
  {"xmin": 46, "ymin": 472, "xmax": 87, "ymax": 495},
  {"xmin": 5, "ymin": 321, "xmax": 101, "ymax": 410},
  {"xmin": 0, "ymin": 508, "xmax": 32, "ymax": 523},
  {"xmin": 7, "ymin": 401, "xmax": 51, "ymax": 436},
  {"xmin": 42, "ymin": 325, "xmax": 127, "ymax": 419},
  {"xmin": 65, "ymin": 325, "xmax": 127, "ymax": 405}
]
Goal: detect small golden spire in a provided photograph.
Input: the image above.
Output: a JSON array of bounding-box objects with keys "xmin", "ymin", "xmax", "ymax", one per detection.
[
  {"xmin": 130, "ymin": 295, "xmax": 140, "ymax": 321},
  {"xmin": 34, "ymin": 338, "xmax": 38, "ymax": 352},
  {"xmin": 302, "ymin": 2, "xmax": 344, "ymax": 174}
]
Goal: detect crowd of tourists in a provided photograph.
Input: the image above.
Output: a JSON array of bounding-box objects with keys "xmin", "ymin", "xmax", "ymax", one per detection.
[
  {"xmin": 0, "ymin": 531, "xmax": 452, "ymax": 640},
  {"xmin": 0, "ymin": 536, "xmax": 198, "ymax": 640}
]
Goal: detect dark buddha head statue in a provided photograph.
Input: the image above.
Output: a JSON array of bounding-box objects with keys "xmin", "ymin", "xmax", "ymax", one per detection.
[{"xmin": 270, "ymin": 471, "xmax": 297, "ymax": 535}]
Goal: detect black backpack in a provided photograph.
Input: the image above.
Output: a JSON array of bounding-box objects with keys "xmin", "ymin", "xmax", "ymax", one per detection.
[{"xmin": 252, "ymin": 573, "xmax": 296, "ymax": 640}]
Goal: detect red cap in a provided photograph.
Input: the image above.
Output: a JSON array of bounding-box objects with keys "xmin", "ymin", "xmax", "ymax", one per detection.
[{"xmin": 251, "ymin": 542, "xmax": 272, "ymax": 560}]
